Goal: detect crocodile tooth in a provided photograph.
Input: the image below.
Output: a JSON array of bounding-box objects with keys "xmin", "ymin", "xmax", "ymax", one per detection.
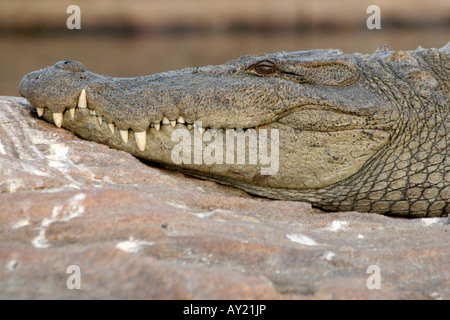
[
  {"xmin": 53, "ymin": 112, "xmax": 63, "ymax": 128},
  {"xmin": 78, "ymin": 89, "xmax": 87, "ymax": 108},
  {"xmin": 177, "ymin": 116, "xmax": 185, "ymax": 124},
  {"xmin": 108, "ymin": 123, "xmax": 115, "ymax": 134},
  {"xmin": 187, "ymin": 124, "xmax": 192, "ymax": 129},
  {"xmin": 153, "ymin": 123, "xmax": 160, "ymax": 131},
  {"xmin": 162, "ymin": 117, "xmax": 170, "ymax": 125},
  {"xmin": 91, "ymin": 110, "xmax": 96, "ymax": 116},
  {"xmin": 170, "ymin": 120, "xmax": 176, "ymax": 127},
  {"xmin": 119, "ymin": 130, "xmax": 128, "ymax": 144},
  {"xmin": 37, "ymin": 107, "xmax": 44, "ymax": 117},
  {"xmin": 69, "ymin": 108, "xmax": 75, "ymax": 119},
  {"xmin": 134, "ymin": 131, "xmax": 146, "ymax": 151},
  {"xmin": 98, "ymin": 116, "xmax": 103, "ymax": 125}
]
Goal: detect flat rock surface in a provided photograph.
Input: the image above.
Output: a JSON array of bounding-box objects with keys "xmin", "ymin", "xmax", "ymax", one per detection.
[{"xmin": 0, "ymin": 96, "xmax": 448, "ymax": 299}]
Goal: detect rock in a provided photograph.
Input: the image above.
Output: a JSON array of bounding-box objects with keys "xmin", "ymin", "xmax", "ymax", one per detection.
[{"xmin": 0, "ymin": 96, "xmax": 448, "ymax": 299}]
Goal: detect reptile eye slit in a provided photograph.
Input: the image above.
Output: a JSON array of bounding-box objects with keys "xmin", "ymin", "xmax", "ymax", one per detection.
[
  {"xmin": 255, "ymin": 64, "xmax": 276, "ymax": 75},
  {"xmin": 247, "ymin": 61, "xmax": 278, "ymax": 76}
]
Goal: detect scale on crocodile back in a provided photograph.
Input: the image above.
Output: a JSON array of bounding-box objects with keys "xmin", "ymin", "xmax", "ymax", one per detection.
[{"xmin": 18, "ymin": 44, "xmax": 449, "ymax": 217}]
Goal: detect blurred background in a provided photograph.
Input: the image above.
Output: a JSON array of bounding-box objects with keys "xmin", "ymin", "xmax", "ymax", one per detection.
[{"xmin": 0, "ymin": 0, "xmax": 448, "ymax": 96}]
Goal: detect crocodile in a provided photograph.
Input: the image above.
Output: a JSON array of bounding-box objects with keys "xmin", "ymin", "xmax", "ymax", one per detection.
[{"xmin": 18, "ymin": 44, "xmax": 449, "ymax": 217}]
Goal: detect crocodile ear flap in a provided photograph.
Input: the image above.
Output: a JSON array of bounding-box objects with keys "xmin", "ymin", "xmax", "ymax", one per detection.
[{"xmin": 288, "ymin": 60, "xmax": 359, "ymax": 86}]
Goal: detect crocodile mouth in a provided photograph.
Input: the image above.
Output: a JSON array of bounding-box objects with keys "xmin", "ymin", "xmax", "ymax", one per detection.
[
  {"xmin": 29, "ymin": 85, "xmax": 393, "ymax": 192},
  {"xmin": 33, "ymin": 89, "xmax": 263, "ymax": 152}
]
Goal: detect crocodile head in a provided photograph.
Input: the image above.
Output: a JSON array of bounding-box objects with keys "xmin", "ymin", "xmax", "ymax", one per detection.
[{"xmin": 19, "ymin": 46, "xmax": 449, "ymax": 217}]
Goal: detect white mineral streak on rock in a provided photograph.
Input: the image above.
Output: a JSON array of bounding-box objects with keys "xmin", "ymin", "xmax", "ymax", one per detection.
[
  {"xmin": 287, "ymin": 233, "xmax": 318, "ymax": 246},
  {"xmin": 12, "ymin": 218, "xmax": 30, "ymax": 229},
  {"xmin": 115, "ymin": 237, "xmax": 154, "ymax": 253},
  {"xmin": 32, "ymin": 193, "xmax": 87, "ymax": 249},
  {"xmin": 323, "ymin": 251, "xmax": 336, "ymax": 261},
  {"xmin": 324, "ymin": 220, "xmax": 348, "ymax": 231},
  {"xmin": 420, "ymin": 218, "xmax": 444, "ymax": 226}
]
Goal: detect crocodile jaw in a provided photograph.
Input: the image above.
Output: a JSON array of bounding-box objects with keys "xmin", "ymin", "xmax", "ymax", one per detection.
[{"xmin": 30, "ymin": 88, "xmax": 391, "ymax": 193}]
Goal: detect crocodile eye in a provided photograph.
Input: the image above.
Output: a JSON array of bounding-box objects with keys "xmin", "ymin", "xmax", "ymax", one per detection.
[
  {"xmin": 254, "ymin": 63, "xmax": 277, "ymax": 75},
  {"xmin": 247, "ymin": 61, "xmax": 279, "ymax": 76},
  {"xmin": 36, "ymin": 74, "xmax": 41, "ymax": 80}
]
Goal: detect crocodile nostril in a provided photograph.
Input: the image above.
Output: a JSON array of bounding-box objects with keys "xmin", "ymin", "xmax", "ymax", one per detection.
[
  {"xmin": 54, "ymin": 60, "xmax": 86, "ymax": 72},
  {"xmin": 36, "ymin": 74, "xmax": 41, "ymax": 80}
]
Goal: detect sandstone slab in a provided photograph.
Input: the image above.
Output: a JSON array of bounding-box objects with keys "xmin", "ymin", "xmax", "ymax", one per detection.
[{"xmin": 0, "ymin": 97, "xmax": 448, "ymax": 299}]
